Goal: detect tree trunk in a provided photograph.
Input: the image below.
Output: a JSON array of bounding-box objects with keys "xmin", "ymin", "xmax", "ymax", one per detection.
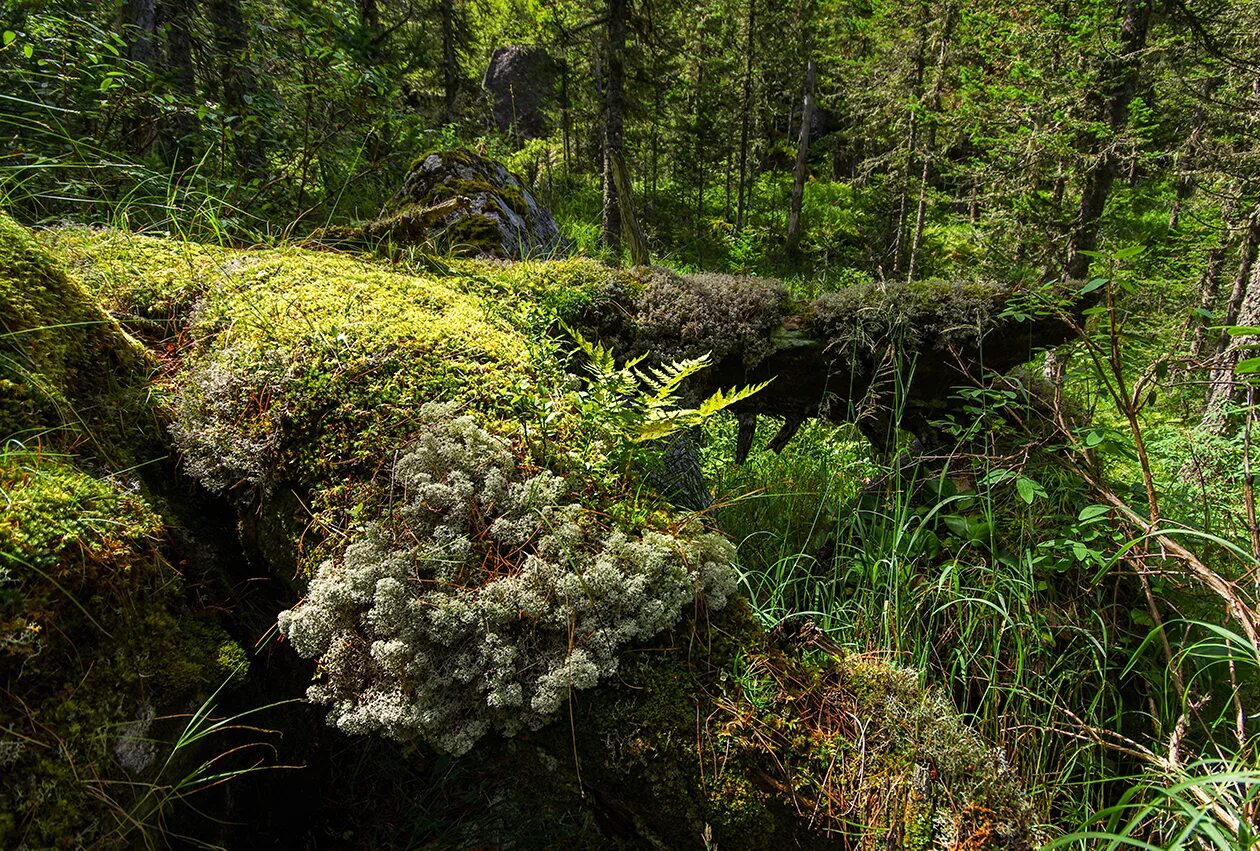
[
  {"xmin": 785, "ymin": 59, "xmax": 815, "ymax": 253},
  {"xmin": 209, "ymin": 0, "xmax": 263, "ymax": 180},
  {"xmin": 156, "ymin": 0, "xmax": 198, "ymax": 158},
  {"xmin": 1204, "ymin": 254, "xmax": 1260, "ymax": 431},
  {"xmin": 1214, "ymin": 209, "xmax": 1260, "ymax": 358},
  {"xmin": 441, "ymin": 0, "xmax": 458, "ymax": 122},
  {"xmin": 735, "ymin": 0, "xmax": 756, "ymax": 233},
  {"xmin": 1063, "ymin": 0, "xmax": 1152, "ymax": 282},
  {"xmin": 907, "ymin": 5, "xmax": 957, "ymax": 282},
  {"xmin": 560, "ymin": 56, "xmax": 572, "ymax": 171},
  {"xmin": 610, "ymin": 151, "xmax": 649, "ymax": 267},
  {"xmin": 121, "ymin": 0, "xmax": 158, "ymax": 153},
  {"xmin": 601, "ymin": 0, "xmax": 627, "ymax": 253},
  {"xmin": 1190, "ymin": 244, "xmax": 1229, "ymax": 360},
  {"xmin": 892, "ymin": 6, "xmax": 929, "ymax": 275}
]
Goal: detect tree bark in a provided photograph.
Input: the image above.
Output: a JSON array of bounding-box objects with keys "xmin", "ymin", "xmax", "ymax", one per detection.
[
  {"xmin": 601, "ymin": 0, "xmax": 627, "ymax": 253},
  {"xmin": 785, "ymin": 59, "xmax": 815, "ymax": 253},
  {"xmin": 121, "ymin": 0, "xmax": 158, "ymax": 153},
  {"xmin": 209, "ymin": 0, "xmax": 264, "ymax": 179},
  {"xmin": 1063, "ymin": 0, "xmax": 1153, "ymax": 282},
  {"xmin": 735, "ymin": 0, "xmax": 757, "ymax": 233},
  {"xmin": 1204, "ymin": 249, "xmax": 1260, "ymax": 430},
  {"xmin": 441, "ymin": 0, "xmax": 458, "ymax": 122},
  {"xmin": 610, "ymin": 151, "xmax": 649, "ymax": 266},
  {"xmin": 907, "ymin": 6, "xmax": 957, "ymax": 282},
  {"xmin": 158, "ymin": 0, "xmax": 198, "ymax": 156}
]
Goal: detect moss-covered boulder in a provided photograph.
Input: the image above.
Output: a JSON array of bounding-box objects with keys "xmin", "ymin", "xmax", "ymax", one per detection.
[
  {"xmin": 327, "ymin": 148, "xmax": 566, "ymax": 259},
  {"xmin": 0, "ymin": 213, "xmax": 245, "ymax": 847},
  {"xmin": 0, "ymin": 213, "xmax": 160, "ymax": 461},
  {"xmin": 43, "ymin": 224, "xmax": 1038, "ymax": 847}
]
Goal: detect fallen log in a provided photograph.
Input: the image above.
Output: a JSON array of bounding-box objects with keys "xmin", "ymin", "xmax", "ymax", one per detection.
[{"xmin": 587, "ymin": 268, "xmax": 1081, "ymax": 454}]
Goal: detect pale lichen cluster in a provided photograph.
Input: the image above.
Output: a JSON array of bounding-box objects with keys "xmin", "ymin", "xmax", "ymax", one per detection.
[
  {"xmin": 279, "ymin": 404, "xmax": 737, "ymax": 755},
  {"xmin": 621, "ymin": 268, "xmax": 788, "ymax": 370}
]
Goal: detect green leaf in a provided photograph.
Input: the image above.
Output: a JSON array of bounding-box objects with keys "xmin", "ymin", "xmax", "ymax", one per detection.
[
  {"xmin": 1080, "ymin": 277, "xmax": 1108, "ymax": 294},
  {"xmin": 1084, "ymin": 430, "xmax": 1104, "ymax": 448},
  {"xmin": 1016, "ymin": 476, "xmax": 1046, "ymax": 504},
  {"xmin": 1235, "ymin": 356, "xmax": 1260, "ymax": 375},
  {"xmin": 22, "ymin": 43, "xmax": 32, "ymax": 59},
  {"xmin": 979, "ymin": 468, "xmax": 1015, "ymax": 486},
  {"xmin": 1078, "ymin": 505, "xmax": 1110, "ymax": 522},
  {"xmin": 2, "ymin": 31, "xmax": 15, "ymax": 46},
  {"xmin": 1113, "ymin": 244, "xmax": 1146, "ymax": 260}
]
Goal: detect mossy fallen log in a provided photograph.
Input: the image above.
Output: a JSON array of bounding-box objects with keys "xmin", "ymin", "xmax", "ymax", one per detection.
[
  {"xmin": 588, "ymin": 268, "xmax": 1081, "ymax": 453},
  {"xmin": 31, "ymin": 222, "xmax": 1055, "ymax": 846},
  {"xmin": 0, "ymin": 213, "xmax": 246, "ymax": 847}
]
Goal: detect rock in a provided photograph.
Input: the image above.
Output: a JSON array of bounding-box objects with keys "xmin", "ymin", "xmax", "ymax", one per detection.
[
  {"xmin": 337, "ymin": 149, "xmax": 566, "ymax": 259},
  {"xmin": 483, "ymin": 45, "xmax": 556, "ymax": 139}
]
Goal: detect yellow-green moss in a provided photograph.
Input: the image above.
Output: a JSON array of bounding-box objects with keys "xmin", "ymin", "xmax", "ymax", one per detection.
[
  {"xmin": 0, "ymin": 217, "xmax": 246, "ymax": 847},
  {"xmin": 0, "ymin": 214, "xmax": 164, "ymax": 471},
  {"xmin": 531, "ymin": 603, "xmax": 1031, "ymax": 849},
  {"xmin": 40, "ymin": 227, "xmax": 648, "ymax": 575},
  {"xmin": 40, "ymin": 226, "xmax": 229, "ymax": 344}
]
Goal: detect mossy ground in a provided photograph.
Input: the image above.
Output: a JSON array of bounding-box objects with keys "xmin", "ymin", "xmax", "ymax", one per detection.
[{"xmin": 511, "ymin": 602, "xmax": 1031, "ymax": 849}]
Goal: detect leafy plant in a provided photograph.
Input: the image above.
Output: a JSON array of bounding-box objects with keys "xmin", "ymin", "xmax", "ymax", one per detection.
[{"xmin": 564, "ymin": 322, "xmax": 770, "ymax": 444}]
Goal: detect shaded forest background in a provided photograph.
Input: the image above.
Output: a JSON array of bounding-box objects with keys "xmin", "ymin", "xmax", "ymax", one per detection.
[{"xmin": 4, "ymin": 0, "xmax": 1260, "ymax": 846}]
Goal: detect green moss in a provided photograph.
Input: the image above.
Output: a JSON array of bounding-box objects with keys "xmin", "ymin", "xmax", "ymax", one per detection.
[
  {"xmin": 40, "ymin": 226, "xmax": 229, "ymax": 344},
  {"xmin": 0, "ymin": 214, "xmax": 164, "ymax": 469},
  {"xmin": 810, "ymin": 277, "xmax": 1004, "ymax": 354},
  {"xmin": 521, "ymin": 602, "xmax": 1031, "ymax": 849},
  {"xmin": 16, "ymin": 218, "xmax": 1036, "ymax": 847},
  {"xmin": 0, "ymin": 217, "xmax": 244, "ymax": 846},
  {"xmin": 0, "ymin": 449, "xmax": 244, "ymax": 847}
]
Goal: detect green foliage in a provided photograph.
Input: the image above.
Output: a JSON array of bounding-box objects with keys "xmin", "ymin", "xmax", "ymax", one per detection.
[{"xmin": 565, "ymin": 323, "xmax": 770, "ymax": 444}]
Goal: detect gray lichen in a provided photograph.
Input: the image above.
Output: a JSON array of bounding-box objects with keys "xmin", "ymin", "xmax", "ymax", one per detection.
[
  {"xmin": 620, "ymin": 269, "xmax": 788, "ymax": 370},
  {"xmin": 278, "ymin": 404, "xmax": 737, "ymax": 755}
]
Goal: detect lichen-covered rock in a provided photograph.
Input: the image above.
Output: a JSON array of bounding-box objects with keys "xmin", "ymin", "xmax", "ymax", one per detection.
[{"xmin": 333, "ymin": 149, "xmax": 566, "ymax": 259}]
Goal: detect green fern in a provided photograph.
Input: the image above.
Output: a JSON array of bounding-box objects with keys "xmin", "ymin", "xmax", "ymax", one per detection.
[{"xmin": 562, "ymin": 323, "xmax": 770, "ymax": 444}]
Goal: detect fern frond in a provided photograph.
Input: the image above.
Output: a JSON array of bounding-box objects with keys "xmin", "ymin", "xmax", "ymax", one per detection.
[
  {"xmin": 635, "ymin": 409, "xmax": 690, "ymax": 442},
  {"xmin": 561, "ymin": 321, "xmax": 617, "ymax": 378},
  {"xmin": 696, "ymin": 379, "xmax": 774, "ymax": 418},
  {"xmin": 635, "ymin": 354, "xmax": 711, "ymax": 405}
]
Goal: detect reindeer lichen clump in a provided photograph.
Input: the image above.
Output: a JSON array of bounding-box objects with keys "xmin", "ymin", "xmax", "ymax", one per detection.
[{"xmin": 279, "ymin": 405, "xmax": 737, "ymax": 755}]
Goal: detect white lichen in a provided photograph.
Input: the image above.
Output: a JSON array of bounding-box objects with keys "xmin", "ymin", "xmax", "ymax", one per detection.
[{"xmin": 279, "ymin": 404, "xmax": 736, "ymax": 755}]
